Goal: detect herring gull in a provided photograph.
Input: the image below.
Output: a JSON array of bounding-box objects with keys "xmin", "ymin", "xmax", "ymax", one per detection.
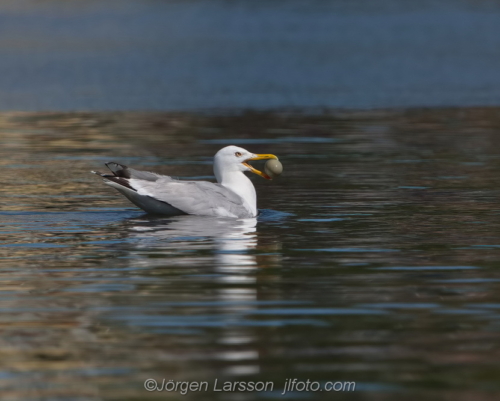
[{"xmin": 92, "ymin": 145, "xmax": 278, "ymax": 218}]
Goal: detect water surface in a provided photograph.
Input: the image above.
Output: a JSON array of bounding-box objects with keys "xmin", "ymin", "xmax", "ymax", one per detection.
[
  {"xmin": 2, "ymin": 0, "xmax": 500, "ymax": 110},
  {"xmin": 1, "ymin": 109, "xmax": 500, "ymax": 400}
]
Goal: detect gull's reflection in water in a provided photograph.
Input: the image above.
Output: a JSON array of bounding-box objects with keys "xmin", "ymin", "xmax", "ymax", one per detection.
[
  {"xmin": 124, "ymin": 214, "xmax": 269, "ymax": 376},
  {"xmin": 125, "ymin": 214, "xmax": 258, "ymax": 264}
]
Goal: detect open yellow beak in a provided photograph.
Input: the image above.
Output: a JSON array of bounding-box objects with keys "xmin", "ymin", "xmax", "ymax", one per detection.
[{"xmin": 243, "ymin": 154, "xmax": 278, "ymax": 180}]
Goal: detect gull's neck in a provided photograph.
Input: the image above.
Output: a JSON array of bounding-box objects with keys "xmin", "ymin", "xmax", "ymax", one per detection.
[{"xmin": 214, "ymin": 168, "xmax": 257, "ymax": 217}]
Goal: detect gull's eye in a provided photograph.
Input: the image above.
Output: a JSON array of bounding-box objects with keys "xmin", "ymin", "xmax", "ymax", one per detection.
[{"xmin": 235, "ymin": 152, "xmax": 242, "ymax": 157}]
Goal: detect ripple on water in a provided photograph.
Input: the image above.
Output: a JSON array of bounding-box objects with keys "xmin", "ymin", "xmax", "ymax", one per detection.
[
  {"xmin": 301, "ymin": 248, "xmax": 400, "ymax": 253},
  {"xmin": 373, "ymin": 266, "xmax": 480, "ymax": 271},
  {"xmin": 200, "ymin": 137, "xmax": 339, "ymax": 145}
]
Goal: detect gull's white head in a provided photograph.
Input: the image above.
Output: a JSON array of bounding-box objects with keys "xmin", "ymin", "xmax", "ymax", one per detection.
[
  {"xmin": 213, "ymin": 146, "xmax": 278, "ymax": 217},
  {"xmin": 213, "ymin": 145, "xmax": 278, "ymax": 182}
]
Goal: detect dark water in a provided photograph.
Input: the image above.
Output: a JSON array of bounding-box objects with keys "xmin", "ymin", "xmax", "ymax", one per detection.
[
  {"xmin": 1, "ymin": 109, "xmax": 500, "ymax": 400},
  {"xmin": 2, "ymin": 0, "xmax": 500, "ymax": 110}
]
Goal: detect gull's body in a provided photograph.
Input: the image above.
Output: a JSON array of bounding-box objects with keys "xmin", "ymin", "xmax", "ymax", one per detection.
[{"xmin": 92, "ymin": 146, "xmax": 278, "ymax": 218}]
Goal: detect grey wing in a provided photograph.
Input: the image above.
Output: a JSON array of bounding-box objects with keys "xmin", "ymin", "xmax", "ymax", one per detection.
[{"xmin": 129, "ymin": 178, "xmax": 253, "ymax": 218}]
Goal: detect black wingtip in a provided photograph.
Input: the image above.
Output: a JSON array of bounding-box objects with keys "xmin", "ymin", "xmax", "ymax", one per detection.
[
  {"xmin": 93, "ymin": 165, "xmax": 135, "ymax": 190},
  {"xmin": 105, "ymin": 162, "xmax": 132, "ymax": 178},
  {"xmin": 103, "ymin": 175, "xmax": 135, "ymax": 190}
]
